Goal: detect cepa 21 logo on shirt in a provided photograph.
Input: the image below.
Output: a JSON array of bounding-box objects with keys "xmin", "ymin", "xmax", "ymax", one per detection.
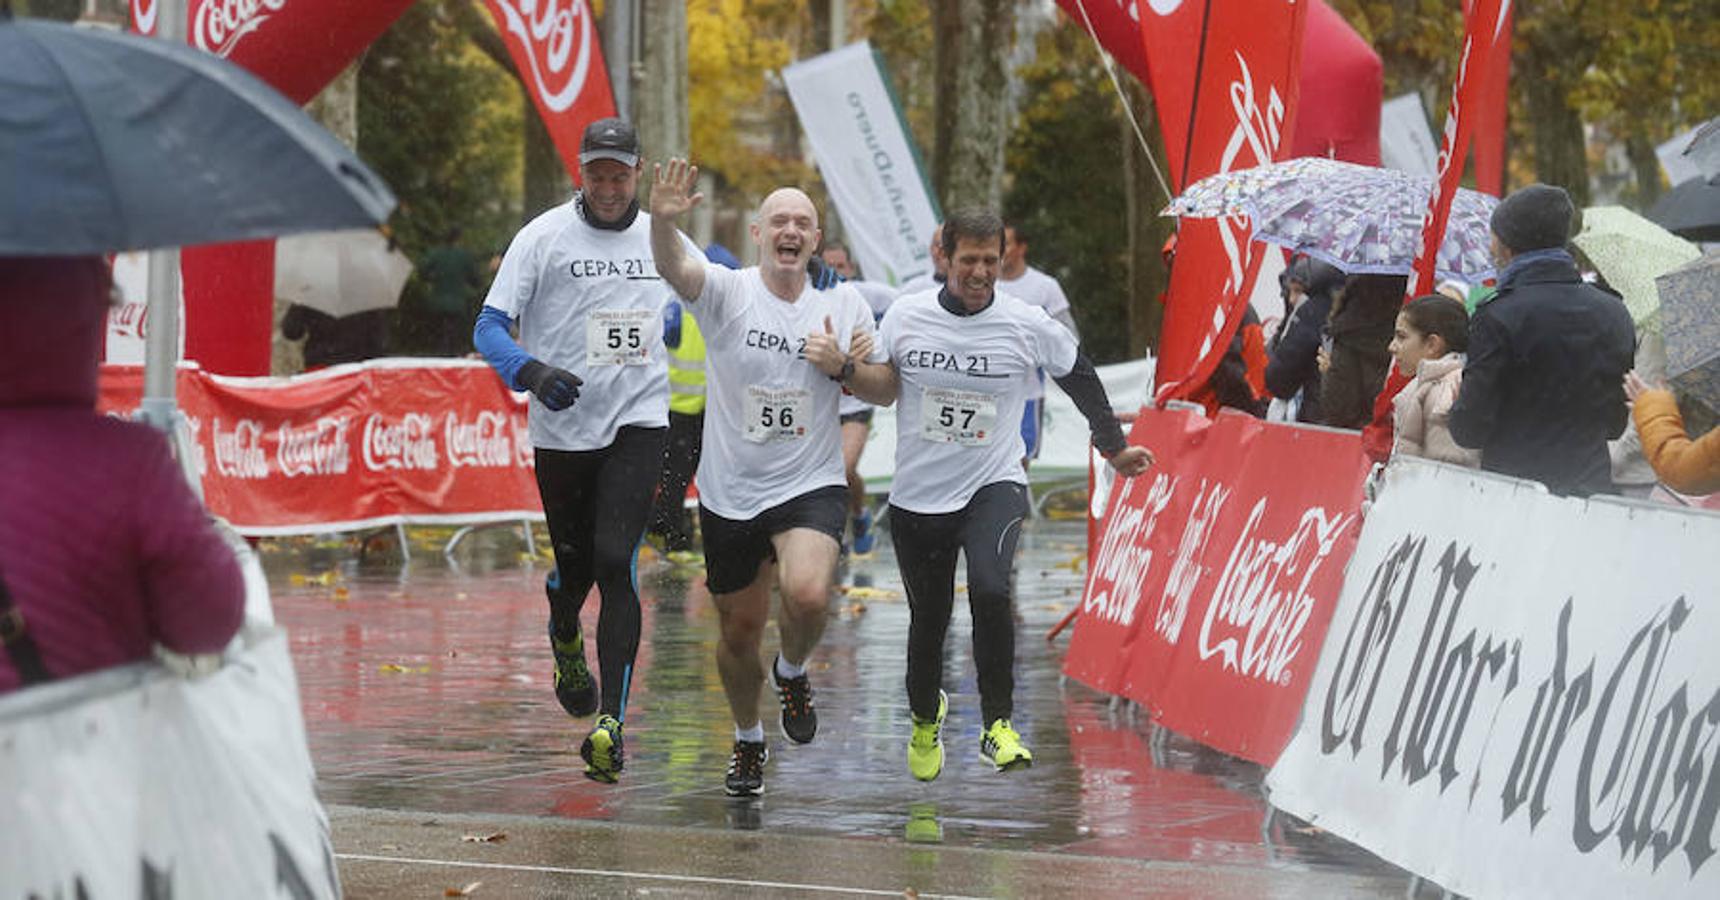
[{"xmin": 488, "ymin": 0, "xmax": 600, "ymax": 113}]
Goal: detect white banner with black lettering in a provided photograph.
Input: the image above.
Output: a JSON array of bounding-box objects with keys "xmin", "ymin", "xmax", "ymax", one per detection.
[
  {"xmin": 783, "ymin": 41, "xmax": 940, "ymax": 287},
  {"xmin": 1268, "ymin": 458, "xmax": 1720, "ymax": 899},
  {"xmin": 0, "ymin": 628, "xmax": 338, "ymax": 898}
]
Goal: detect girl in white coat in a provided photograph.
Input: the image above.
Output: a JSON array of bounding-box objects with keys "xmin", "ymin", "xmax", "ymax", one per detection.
[{"xmin": 1389, "ymin": 295, "xmax": 1482, "ymax": 467}]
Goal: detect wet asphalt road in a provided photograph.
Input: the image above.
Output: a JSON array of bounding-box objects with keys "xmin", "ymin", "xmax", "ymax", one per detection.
[{"xmin": 265, "ymin": 512, "xmax": 1415, "ymax": 898}]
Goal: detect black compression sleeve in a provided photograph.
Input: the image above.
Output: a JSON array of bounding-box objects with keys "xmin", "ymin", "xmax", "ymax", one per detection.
[{"xmin": 1053, "ymin": 352, "xmax": 1127, "ymax": 456}]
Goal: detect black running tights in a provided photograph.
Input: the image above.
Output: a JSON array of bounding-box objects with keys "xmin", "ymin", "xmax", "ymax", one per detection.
[
  {"xmin": 535, "ymin": 425, "xmax": 667, "ymax": 717},
  {"xmin": 890, "ymin": 481, "xmax": 1028, "ymax": 726}
]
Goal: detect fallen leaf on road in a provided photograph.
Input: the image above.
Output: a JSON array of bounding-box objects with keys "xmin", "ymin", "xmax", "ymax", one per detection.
[
  {"xmin": 843, "ymin": 587, "xmax": 900, "ymax": 601},
  {"xmin": 444, "ymin": 881, "xmax": 483, "ymax": 897},
  {"xmin": 379, "ymin": 663, "xmax": 432, "ymax": 674},
  {"xmin": 461, "ymin": 831, "xmax": 507, "ymax": 843}
]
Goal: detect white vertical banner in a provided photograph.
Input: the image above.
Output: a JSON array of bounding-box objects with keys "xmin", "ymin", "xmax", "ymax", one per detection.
[
  {"xmin": 106, "ymin": 251, "xmax": 185, "ymax": 365},
  {"xmin": 1267, "ymin": 458, "xmax": 1720, "ymax": 899},
  {"xmin": 783, "ymin": 42, "xmax": 941, "ymax": 287},
  {"xmin": 1379, "ymin": 92, "xmax": 1440, "ymax": 177}
]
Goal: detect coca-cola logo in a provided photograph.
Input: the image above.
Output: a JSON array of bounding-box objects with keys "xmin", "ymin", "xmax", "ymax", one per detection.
[
  {"xmin": 212, "ymin": 417, "xmax": 268, "ymax": 480},
  {"xmin": 276, "ymin": 416, "xmax": 351, "ymax": 478},
  {"xmin": 182, "ymin": 415, "xmax": 208, "ymax": 478},
  {"xmin": 192, "ymin": 0, "xmax": 288, "ymax": 58},
  {"xmin": 1085, "ymin": 473, "xmax": 1178, "ymax": 627},
  {"xmin": 1154, "ymin": 479, "xmax": 1232, "ymax": 643},
  {"xmin": 510, "ymin": 413, "xmax": 534, "ymax": 468},
  {"xmin": 362, "ymin": 413, "xmax": 438, "ymax": 472},
  {"xmin": 445, "ymin": 412, "xmax": 513, "ymax": 468},
  {"xmin": 489, "ymin": 0, "xmax": 599, "ymax": 112},
  {"xmin": 1198, "ymin": 499, "xmax": 1353, "ymax": 686},
  {"xmin": 133, "ymin": 0, "xmax": 158, "ymax": 35},
  {"xmin": 108, "ymin": 301, "xmax": 148, "ymax": 341}
]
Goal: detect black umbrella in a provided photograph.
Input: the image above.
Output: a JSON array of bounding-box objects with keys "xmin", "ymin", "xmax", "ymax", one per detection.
[
  {"xmin": 1648, "ymin": 176, "xmax": 1720, "ymax": 243},
  {"xmin": 0, "ymin": 16, "xmax": 395, "ymax": 256}
]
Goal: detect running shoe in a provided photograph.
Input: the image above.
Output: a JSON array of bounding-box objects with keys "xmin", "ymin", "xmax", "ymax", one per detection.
[
  {"xmin": 851, "ymin": 508, "xmax": 876, "ymax": 555},
  {"xmin": 580, "ymin": 714, "xmax": 624, "ymax": 783},
  {"xmin": 908, "ymin": 690, "xmax": 948, "ymax": 782},
  {"xmin": 548, "ymin": 619, "xmax": 599, "ymax": 718},
  {"xmin": 773, "ymin": 656, "xmax": 818, "ymax": 744},
  {"xmin": 725, "ymin": 739, "xmax": 769, "ymax": 797},
  {"xmin": 980, "ymin": 719, "xmax": 1033, "ymax": 771}
]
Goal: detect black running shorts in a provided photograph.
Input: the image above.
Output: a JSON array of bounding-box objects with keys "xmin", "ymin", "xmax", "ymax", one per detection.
[{"xmin": 699, "ymin": 485, "xmax": 846, "ymax": 594}]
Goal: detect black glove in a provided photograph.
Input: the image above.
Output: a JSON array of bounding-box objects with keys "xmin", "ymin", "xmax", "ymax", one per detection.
[
  {"xmin": 807, "ymin": 256, "xmax": 844, "ymax": 290},
  {"xmin": 518, "ymin": 359, "xmax": 582, "ymax": 411}
]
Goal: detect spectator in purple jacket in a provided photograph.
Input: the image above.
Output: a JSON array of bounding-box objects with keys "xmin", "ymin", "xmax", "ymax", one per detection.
[{"xmin": 0, "ymin": 256, "xmax": 244, "ymax": 693}]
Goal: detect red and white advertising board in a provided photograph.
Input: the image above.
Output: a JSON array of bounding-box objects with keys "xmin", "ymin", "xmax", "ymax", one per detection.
[
  {"xmin": 1068, "ymin": 407, "xmax": 1369, "ymax": 764},
  {"xmin": 99, "ymin": 360, "xmax": 542, "ymax": 535}
]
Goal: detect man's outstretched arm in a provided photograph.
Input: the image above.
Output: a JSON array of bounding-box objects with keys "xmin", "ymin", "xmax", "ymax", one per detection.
[{"xmin": 650, "ymin": 158, "xmax": 707, "ymax": 301}]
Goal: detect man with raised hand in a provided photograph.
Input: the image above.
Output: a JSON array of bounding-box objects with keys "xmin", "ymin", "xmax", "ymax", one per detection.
[
  {"xmin": 473, "ymin": 118, "xmax": 699, "ymax": 785},
  {"xmin": 649, "ymin": 158, "xmax": 888, "ymax": 797},
  {"xmin": 845, "ymin": 208, "xmax": 1152, "ymax": 781}
]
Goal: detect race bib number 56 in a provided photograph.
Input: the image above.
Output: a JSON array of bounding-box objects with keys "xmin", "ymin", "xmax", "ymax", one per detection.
[
  {"xmin": 586, "ymin": 308, "xmax": 655, "ymax": 366},
  {"xmin": 743, "ymin": 386, "xmax": 811, "ymax": 443},
  {"xmin": 921, "ymin": 387, "xmax": 998, "ymax": 445}
]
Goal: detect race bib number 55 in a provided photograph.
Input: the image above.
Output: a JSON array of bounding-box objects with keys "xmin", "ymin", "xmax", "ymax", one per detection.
[
  {"xmin": 921, "ymin": 387, "xmax": 998, "ymax": 445},
  {"xmin": 743, "ymin": 386, "xmax": 811, "ymax": 443},
  {"xmin": 586, "ymin": 308, "xmax": 655, "ymax": 366}
]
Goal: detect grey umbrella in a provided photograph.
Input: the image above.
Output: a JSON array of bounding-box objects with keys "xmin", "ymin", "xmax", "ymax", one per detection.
[
  {"xmin": 1648, "ymin": 176, "xmax": 1720, "ymax": 244},
  {"xmin": 0, "ymin": 16, "xmax": 395, "ymax": 256},
  {"xmin": 1657, "ymin": 252, "xmax": 1720, "ymax": 414}
]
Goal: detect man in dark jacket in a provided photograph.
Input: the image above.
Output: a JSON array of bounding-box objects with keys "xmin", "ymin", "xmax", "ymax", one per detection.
[
  {"xmin": 1266, "ymin": 256, "xmax": 1345, "ymax": 424},
  {"xmin": 1449, "ymin": 184, "xmax": 1636, "ymax": 496}
]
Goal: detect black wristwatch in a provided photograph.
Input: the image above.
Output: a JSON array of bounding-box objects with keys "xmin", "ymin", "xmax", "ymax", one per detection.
[{"xmin": 837, "ymin": 359, "xmax": 856, "ymax": 383}]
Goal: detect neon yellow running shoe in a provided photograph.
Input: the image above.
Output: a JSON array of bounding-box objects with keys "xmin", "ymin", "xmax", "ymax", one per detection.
[
  {"xmin": 580, "ymin": 714, "xmax": 624, "ymax": 784},
  {"xmin": 980, "ymin": 719, "xmax": 1033, "ymax": 772},
  {"xmin": 908, "ymin": 690, "xmax": 948, "ymax": 782}
]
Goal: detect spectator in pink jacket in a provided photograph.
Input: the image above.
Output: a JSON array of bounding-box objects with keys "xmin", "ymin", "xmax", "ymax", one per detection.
[
  {"xmin": 0, "ymin": 256, "xmax": 244, "ymax": 693},
  {"xmin": 1389, "ymin": 295, "xmax": 1482, "ymax": 467}
]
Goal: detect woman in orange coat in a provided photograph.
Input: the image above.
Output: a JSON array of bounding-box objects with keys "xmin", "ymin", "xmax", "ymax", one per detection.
[{"xmin": 1624, "ymin": 372, "xmax": 1720, "ymax": 495}]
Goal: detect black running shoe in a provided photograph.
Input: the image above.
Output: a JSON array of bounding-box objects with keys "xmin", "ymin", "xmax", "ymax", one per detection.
[
  {"xmin": 725, "ymin": 739, "xmax": 768, "ymax": 797},
  {"xmin": 548, "ymin": 618, "xmax": 598, "ymax": 718},
  {"xmin": 772, "ymin": 656, "xmax": 817, "ymax": 744}
]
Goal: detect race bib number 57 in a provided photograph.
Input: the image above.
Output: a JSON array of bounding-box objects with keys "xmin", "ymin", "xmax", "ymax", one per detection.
[
  {"xmin": 743, "ymin": 386, "xmax": 811, "ymax": 443},
  {"xmin": 586, "ymin": 308, "xmax": 655, "ymax": 366},
  {"xmin": 921, "ymin": 387, "xmax": 998, "ymax": 445}
]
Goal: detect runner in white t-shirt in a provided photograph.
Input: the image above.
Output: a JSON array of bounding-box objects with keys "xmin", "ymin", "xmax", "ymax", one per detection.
[
  {"xmin": 818, "ymin": 240, "xmax": 896, "ymax": 556},
  {"xmin": 846, "ymin": 209, "xmax": 1152, "ymax": 782},
  {"xmin": 998, "ymin": 225, "xmax": 1078, "ymax": 464},
  {"xmin": 648, "ymin": 159, "xmax": 891, "ymax": 798},
  {"xmin": 474, "ymin": 119, "xmax": 698, "ymax": 786}
]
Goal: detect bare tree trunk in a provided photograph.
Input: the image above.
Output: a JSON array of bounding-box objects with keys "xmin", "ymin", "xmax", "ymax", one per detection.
[
  {"xmin": 1627, "ymin": 135, "xmax": 1664, "ymax": 207},
  {"xmin": 931, "ymin": 0, "xmax": 1015, "ymax": 211},
  {"xmin": 637, "ymin": 0, "xmax": 690, "ymax": 162},
  {"xmin": 1121, "ymin": 78, "xmax": 1170, "ymax": 358},
  {"xmin": 1516, "ymin": 2, "xmax": 1596, "ymax": 206}
]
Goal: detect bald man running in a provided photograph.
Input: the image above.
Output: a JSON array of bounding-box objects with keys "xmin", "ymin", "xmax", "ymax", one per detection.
[{"xmin": 651, "ymin": 160, "xmax": 888, "ymax": 797}]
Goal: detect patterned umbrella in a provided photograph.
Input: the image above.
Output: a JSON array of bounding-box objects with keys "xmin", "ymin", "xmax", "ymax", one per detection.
[
  {"xmin": 1571, "ymin": 206, "xmax": 1700, "ymax": 330},
  {"xmin": 1164, "ymin": 157, "xmax": 1501, "ymax": 283},
  {"xmin": 1656, "ymin": 252, "xmax": 1720, "ymax": 413}
]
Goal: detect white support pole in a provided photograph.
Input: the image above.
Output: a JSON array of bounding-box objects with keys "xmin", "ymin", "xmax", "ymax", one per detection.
[{"xmin": 139, "ymin": 0, "xmax": 188, "ymax": 434}]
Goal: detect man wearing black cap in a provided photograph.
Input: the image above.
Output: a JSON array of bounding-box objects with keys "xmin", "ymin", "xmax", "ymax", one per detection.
[
  {"xmin": 1449, "ymin": 183, "xmax": 1636, "ymax": 496},
  {"xmin": 473, "ymin": 117, "xmax": 702, "ymax": 784}
]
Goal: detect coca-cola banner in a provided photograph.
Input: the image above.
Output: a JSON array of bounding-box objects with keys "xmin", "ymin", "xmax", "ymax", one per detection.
[
  {"xmin": 479, "ymin": 0, "xmax": 617, "ymax": 178},
  {"xmin": 1067, "ymin": 407, "xmax": 1368, "ymax": 764},
  {"xmin": 1267, "ymin": 458, "xmax": 1720, "ymax": 899},
  {"xmin": 1142, "ymin": 0, "xmax": 1310, "ymax": 404},
  {"xmin": 98, "ymin": 360, "xmax": 541, "ymax": 535}
]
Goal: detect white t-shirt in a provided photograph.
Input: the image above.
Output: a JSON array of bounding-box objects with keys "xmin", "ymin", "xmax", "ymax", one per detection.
[
  {"xmin": 483, "ymin": 200, "xmax": 700, "ymax": 452},
  {"xmin": 692, "ymin": 265, "xmax": 884, "ymax": 520},
  {"xmin": 839, "ymin": 280, "xmax": 899, "ymax": 417},
  {"xmin": 997, "ymin": 266, "xmax": 1076, "ymax": 400},
  {"xmin": 879, "ymin": 289, "xmax": 1079, "ymax": 514}
]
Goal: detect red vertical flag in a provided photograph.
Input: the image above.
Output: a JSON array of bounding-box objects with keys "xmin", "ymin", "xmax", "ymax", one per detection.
[
  {"xmin": 1142, "ymin": 0, "xmax": 1311, "ymax": 404},
  {"xmin": 1409, "ymin": 0, "xmax": 1514, "ymax": 297},
  {"xmin": 1466, "ymin": 0, "xmax": 1514, "ymax": 197},
  {"xmin": 479, "ymin": 1, "xmax": 618, "ymax": 179}
]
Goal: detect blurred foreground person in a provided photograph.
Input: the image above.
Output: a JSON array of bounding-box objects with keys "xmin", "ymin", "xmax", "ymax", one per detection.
[
  {"xmin": 0, "ymin": 257, "xmax": 243, "ymax": 693},
  {"xmin": 1625, "ymin": 372, "xmax": 1720, "ymax": 496},
  {"xmin": 1450, "ymin": 184, "xmax": 1635, "ymax": 496}
]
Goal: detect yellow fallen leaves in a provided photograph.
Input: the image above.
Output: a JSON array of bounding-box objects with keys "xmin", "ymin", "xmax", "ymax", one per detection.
[
  {"xmin": 838, "ymin": 586, "xmax": 901, "ymax": 601},
  {"xmin": 378, "ymin": 663, "xmax": 431, "ymax": 675},
  {"xmin": 445, "ymin": 881, "xmax": 483, "ymax": 896},
  {"xmin": 288, "ymin": 570, "xmax": 341, "ymax": 587}
]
